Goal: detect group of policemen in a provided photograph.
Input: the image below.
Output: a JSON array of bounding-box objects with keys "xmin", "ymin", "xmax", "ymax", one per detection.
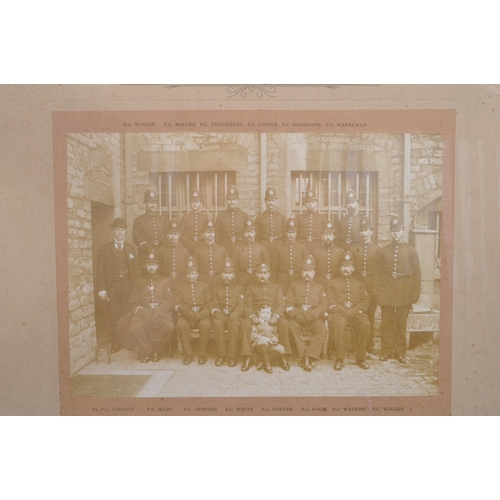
[{"xmin": 95, "ymin": 185, "xmax": 422, "ymax": 373}]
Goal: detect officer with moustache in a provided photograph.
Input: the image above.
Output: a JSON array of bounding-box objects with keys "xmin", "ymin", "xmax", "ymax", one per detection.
[
  {"xmin": 336, "ymin": 190, "xmax": 363, "ymax": 250},
  {"xmin": 132, "ymin": 189, "xmax": 169, "ymax": 271},
  {"xmin": 179, "ymin": 188, "xmax": 209, "ymax": 254},
  {"xmin": 377, "ymin": 216, "xmax": 421, "ymax": 363},
  {"xmin": 157, "ymin": 219, "xmax": 191, "ymax": 293},
  {"xmin": 215, "ymin": 185, "xmax": 248, "ymax": 258},
  {"xmin": 297, "ymin": 190, "xmax": 327, "ymax": 254},
  {"xmin": 210, "ymin": 258, "xmax": 244, "ymax": 367},
  {"xmin": 240, "ymin": 263, "xmax": 291, "ymax": 372},
  {"xmin": 312, "ymin": 220, "xmax": 345, "ymax": 289},
  {"xmin": 233, "ymin": 218, "xmax": 269, "ymax": 288},
  {"xmin": 255, "ymin": 187, "xmax": 286, "ymax": 255},
  {"xmin": 174, "ymin": 257, "xmax": 213, "ymax": 365},
  {"xmin": 285, "ymin": 256, "xmax": 328, "ymax": 372},
  {"xmin": 128, "ymin": 251, "xmax": 175, "ymax": 363},
  {"xmin": 350, "ymin": 216, "xmax": 381, "ymax": 353},
  {"xmin": 96, "ymin": 218, "xmax": 140, "ymax": 352},
  {"xmin": 327, "ymin": 251, "xmax": 371, "ymax": 371},
  {"xmin": 272, "ymin": 217, "xmax": 308, "ymax": 294}
]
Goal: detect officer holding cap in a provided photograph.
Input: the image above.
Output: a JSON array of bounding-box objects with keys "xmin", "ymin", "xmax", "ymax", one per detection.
[
  {"xmin": 179, "ymin": 188, "xmax": 209, "ymax": 254},
  {"xmin": 377, "ymin": 216, "xmax": 421, "ymax": 363}
]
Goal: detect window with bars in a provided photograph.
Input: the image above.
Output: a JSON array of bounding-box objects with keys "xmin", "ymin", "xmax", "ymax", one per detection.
[
  {"xmin": 291, "ymin": 170, "xmax": 378, "ymax": 227},
  {"xmin": 154, "ymin": 171, "xmax": 236, "ymax": 220}
]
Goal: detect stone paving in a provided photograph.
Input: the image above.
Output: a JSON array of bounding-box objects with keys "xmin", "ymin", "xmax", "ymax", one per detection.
[{"xmin": 75, "ymin": 339, "xmax": 439, "ymax": 398}]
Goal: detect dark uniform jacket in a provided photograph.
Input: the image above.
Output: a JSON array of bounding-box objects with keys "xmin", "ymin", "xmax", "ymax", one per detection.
[
  {"xmin": 271, "ymin": 240, "xmax": 308, "ymax": 277},
  {"xmin": 244, "ymin": 283, "xmax": 285, "ymax": 318},
  {"xmin": 215, "ymin": 208, "xmax": 248, "ymax": 245},
  {"xmin": 285, "ymin": 280, "xmax": 327, "ymax": 320},
  {"xmin": 312, "ymin": 243, "xmax": 345, "ymax": 280},
  {"xmin": 129, "ymin": 274, "xmax": 174, "ymax": 320},
  {"xmin": 297, "ymin": 211, "xmax": 327, "ymax": 245},
  {"xmin": 157, "ymin": 241, "xmax": 191, "ymax": 279},
  {"xmin": 194, "ymin": 241, "xmax": 228, "ymax": 281},
  {"xmin": 179, "ymin": 211, "xmax": 209, "ymax": 254},
  {"xmin": 377, "ymin": 242, "xmax": 421, "ymax": 307},
  {"xmin": 350, "ymin": 241, "xmax": 382, "ymax": 298},
  {"xmin": 132, "ymin": 212, "xmax": 169, "ymax": 261},
  {"xmin": 173, "ymin": 280, "xmax": 212, "ymax": 317},
  {"xmin": 211, "ymin": 283, "xmax": 245, "ymax": 318},
  {"xmin": 255, "ymin": 210, "xmax": 286, "ymax": 244},
  {"xmin": 327, "ymin": 275, "xmax": 370, "ymax": 319},
  {"xmin": 96, "ymin": 240, "xmax": 140, "ymax": 292},
  {"xmin": 233, "ymin": 241, "xmax": 269, "ymax": 274},
  {"xmin": 336, "ymin": 213, "xmax": 363, "ymax": 248}
]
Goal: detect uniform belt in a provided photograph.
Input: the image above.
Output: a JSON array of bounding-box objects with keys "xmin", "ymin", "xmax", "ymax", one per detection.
[
  {"xmin": 261, "ymin": 236, "xmax": 281, "ymax": 241},
  {"xmin": 386, "ymin": 273, "xmax": 411, "ymax": 279},
  {"xmin": 191, "ymin": 306, "xmax": 205, "ymax": 312},
  {"xmin": 354, "ymin": 272, "xmax": 374, "ymax": 277},
  {"xmin": 112, "ymin": 271, "xmax": 128, "ymax": 279},
  {"xmin": 281, "ymin": 270, "xmax": 299, "ymax": 276}
]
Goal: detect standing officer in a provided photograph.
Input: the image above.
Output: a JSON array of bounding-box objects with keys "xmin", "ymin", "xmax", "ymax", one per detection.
[
  {"xmin": 285, "ymin": 256, "xmax": 328, "ymax": 372},
  {"xmin": 327, "ymin": 251, "xmax": 371, "ymax": 371},
  {"xmin": 132, "ymin": 189, "xmax": 169, "ymax": 271},
  {"xmin": 240, "ymin": 263, "xmax": 291, "ymax": 372},
  {"xmin": 377, "ymin": 216, "xmax": 421, "ymax": 363},
  {"xmin": 336, "ymin": 190, "xmax": 363, "ymax": 250},
  {"xmin": 174, "ymin": 257, "xmax": 212, "ymax": 365},
  {"xmin": 157, "ymin": 219, "xmax": 191, "ymax": 293},
  {"xmin": 215, "ymin": 185, "xmax": 248, "ymax": 258},
  {"xmin": 128, "ymin": 251, "xmax": 175, "ymax": 363},
  {"xmin": 350, "ymin": 216, "xmax": 381, "ymax": 353},
  {"xmin": 297, "ymin": 190, "xmax": 327, "ymax": 254},
  {"xmin": 210, "ymin": 257, "xmax": 244, "ymax": 367},
  {"xmin": 194, "ymin": 218, "xmax": 228, "ymax": 287},
  {"xmin": 312, "ymin": 220, "xmax": 345, "ymax": 289},
  {"xmin": 255, "ymin": 187, "xmax": 286, "ymax": 256},
  {"xmin": 96, "ymin": 217, "xmax": 140, "ymax": 352},
  {"xmin": 233, "ymin": 219, "xmax": 269, "ymax": 288},
  {"xmin": 179, "ymin": 188, "xmax": 209, "ymax": 254},
  {"xmin": 272, "ymin": 217, "xmax": 308, "ymax": 294}
]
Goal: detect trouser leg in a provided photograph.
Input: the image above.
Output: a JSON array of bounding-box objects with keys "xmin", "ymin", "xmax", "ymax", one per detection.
[
  {"xmin": 352, "ymin": 313, "xmax": 370, "ymax": 362},
  {"xmin": 276, "ymin": 317, "xmax": 291, "ymax": 355},
  {"xmin": 197, "ymin": 318, "xmax": 211, "ymax": 357},
  {"xmin": 211, "ymin": 318, "xmax": 227, "ymax": 357},
  {"xmin": 328, "ymin": 315, "xmax": 346, "ymax": 360},
  {"xmin": 288, "ymin": 319, "xmax": 307, "ymax": 358},
  {"xmin": 176, "ymin": 317, "xmax": 193, "ymax": 356},
  {"xmin": 240, "ymin": 318, "xmax": 253, "ymax": 356},
  {"xmin": 366, "ymin": 299, "xmax": 377, "ymax": 351},
  {"xmin": 129, "ymin": 313, "xmax": 153, "ymax": 359},
  {"xmin": 380, "ymin": 306, "xmax": 396, "ymax": 357},
  {"xmin": 394, "ymin": 305, "xmax": 411, "ymax": 357},
  {"xmin": 227, "ymin": 319, "xmax": 240, "ymax": 359},
  {"xmin": 304, "ymin": 319, "xmax": 327, "ymax": 360}
]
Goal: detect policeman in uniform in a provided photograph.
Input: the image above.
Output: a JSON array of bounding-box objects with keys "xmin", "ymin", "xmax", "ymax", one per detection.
[
  {"xmin": 297, "ymin": 190, "xmax": 327, "ymax": 254},
  {"xmin": 179, "ymin": 188, "xmax": 209, "ymax": 254},
  {"xmin": 350, "ymin": 216, "xmax": 381, "ymax": 353},
  {"xmin": 312, "ymin": 220, "xmax": 345, "ymax": 289},
  {"xmin": 233, "ymin": 218, "xmax": 269, "ymax": 288},
  {"xmin": 271, "ymin": 217, "xmax": 308, "ymax": 294},
  {"xmin": 157, "ymin": 219, "xmax": 191, "ymax": 293},
  {"xmin": 377, "ymin": 216, "xmax": 421, "ymax": 363},
  {"xmin": 327, "ymin": 251, "xmax": 371, "ymax": 371},
  {"xmin": 240, "ymin": 263, "xmax": 291, "ymax": 372},
  {"xmin": 215, "ymin": 185, "xmax": 248, "ymax": 258},
  {"xmin": 132, "ymin": 189, "xmax": 169, "ymax": 271},
  {"xmin": 336, "ymin": 190, "xmax": 363, "ymax": 250},
  {"xmin": 210, "ymin": 258, "xmax": 244, "ymax": 367},
  {"xmin": 285, "ymin": 256, "xmax": 328, "ymax": 371},
  {"xmin": 194, "ymin": 218, "xmax": 228, "ymax": 287},
  {"xmin": 174, "ymin": 257, "xmax": 213, "ymax": 365},
  {"xmin": 255, "ymin": 187, "xmax": 286, "ymax": 256},
  {"xmin": 96, "ymin": 218, "xmax": 140, "ymax": 352},
  {"xmin": 128, "ymin": 251, "xmax": 175, "ymax": 363}
]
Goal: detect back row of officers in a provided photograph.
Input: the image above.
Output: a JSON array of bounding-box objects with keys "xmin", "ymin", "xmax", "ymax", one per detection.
[{"xmin": 96, "ymin": 186, "xmax": 421, "ymax": 373}]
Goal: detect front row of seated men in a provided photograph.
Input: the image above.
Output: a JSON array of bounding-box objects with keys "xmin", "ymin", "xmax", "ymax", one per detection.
[{"xmin": 115, "ymin": 245, "xmax": 371, "ymax": 373}]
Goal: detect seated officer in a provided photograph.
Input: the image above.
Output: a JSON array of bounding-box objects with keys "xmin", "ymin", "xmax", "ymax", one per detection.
[
  {"xmin": 210, "ymin": 257, "xmax": 244, "ymax": 367},
  {"xmin": 327, "ymin": 251, "xmax": 370, "ymax": 371},
  {"xmin": 174, "ymin": 257, "xmax": 212, "ymax": 365},
  {"xmin": 128, "ymin": 250, "xmax": 175, "ymax": 363},
  {"xmin": 285, "ymin": 255, "xmax": 328, "ymax": 371}
]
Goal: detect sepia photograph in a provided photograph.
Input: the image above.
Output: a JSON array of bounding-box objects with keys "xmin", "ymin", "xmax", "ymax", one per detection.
[{"xmin": 54, "ymin": 107, "xmax": 453, "ymax": 413}]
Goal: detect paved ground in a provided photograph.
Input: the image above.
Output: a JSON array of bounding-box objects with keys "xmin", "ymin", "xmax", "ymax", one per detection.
[{"xmin": 74, "ymin": 338, "xmax": 439, "ymax": 398}]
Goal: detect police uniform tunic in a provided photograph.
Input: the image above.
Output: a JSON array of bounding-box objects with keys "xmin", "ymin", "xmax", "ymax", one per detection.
[
  {"xmin": 194, "ymin": 241, "xmax": 229, "ymax": 287},
  {"xmin": 128, "ymin": 274, "xmax": 175, "ymax": 359},
  {"xmin": 272, "ymin": 240, "xmax": 308, "ymax": 293},
  {"xmin": 351, "ymin": 240, "xmax": 382, "ymax": 351},
  {"xmin": 132, "ymin": 212, "xmax": 169, "ymax": 267},
  {"xmin": 285, "ymin": 279, "xmax": 328, "ymax": 360},
  {"xmin": 377, "ymin": 241, "xmax": 421, "ymax": 358},
  {"xmin": 211, "ymin": 283, "xmax": 244, "ymax": 359},
  {"xmin": 240, "ymin": 283, "xmax": 291, "ymax": 356},
  {"xmin": 336, "ymin": 213, "xmax": 363, "ymax": 250},
  {"xmin": 174, "ymin": 280, "xmax": 212, "ymax": 357},
  {"xmin": 233, "ymin": 241, "xmax": 269, "ymax": 288},
  {"xmin": 327, "ymin": 275, "xmax": 370, "ymax": 362},
  {"xmin": 297, "ymin": 211, "xmax": 327, "ymax": 253},
  {"xmin": 312, "ymin": 243, "xmax": 345, "ymax": 288},
  {"xmin": 157, "ymin": 241, "xmax": 191, "ymax": 292},
  {"xmin": 179, "ymin": 211, "xmax": 209, "ymax": 254},
  {"xmin": 215, "ymin": 207, "xmax": 248, "ymax": 257},
  {"xmin": 255, "ymin": 210, "xmax": 286, "ymax": 252}
]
